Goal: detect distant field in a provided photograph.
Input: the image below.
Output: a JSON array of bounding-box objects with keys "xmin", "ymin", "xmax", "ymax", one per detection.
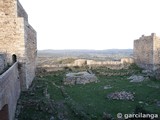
[
  {"xmin": 16, "ymin": 65, "xmax": 160, "ymax": 120},
  {"xmin": 38, "ymin": 49, "xmax": 133, "ymax": 61},
  {"xmin": 37, "ymin": 49, "xmax": 133, "ymax": 69}
]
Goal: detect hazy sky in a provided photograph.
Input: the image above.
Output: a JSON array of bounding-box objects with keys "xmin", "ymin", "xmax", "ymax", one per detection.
[{"xmin": 19, "ymin": 0, "xmax": 160, "ymax": 50}]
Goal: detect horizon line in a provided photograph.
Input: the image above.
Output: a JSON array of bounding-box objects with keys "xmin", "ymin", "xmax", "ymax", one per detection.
[{"xmin": 38, "ymin": 48, "xmax": 133, "ymax": 51}]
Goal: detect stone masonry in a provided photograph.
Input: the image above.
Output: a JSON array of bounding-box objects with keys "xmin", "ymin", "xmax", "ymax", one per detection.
[
  {"xmin": 134, "ymin": 33, "xmax": 160, "ymax": 70},
  {"xmin": 0, "ymin": 62, "xmax": 20, "ymax": 120},
  {"xmin": 0, "ymin": 0, "xmax": 37, "ymax": 90},
  {"xmin": 0, "ymin": 0, "xmax": 37, "ymax": 119},
  {"xmin": 0, "ymin": 54, "xmax": 6, "ymax": 73}
]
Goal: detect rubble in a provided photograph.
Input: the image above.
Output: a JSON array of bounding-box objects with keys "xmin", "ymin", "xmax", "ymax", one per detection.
[
  {"xmin": 107, "ymin": 91, "xmax": 134, "ymax": 101},
  {"xmin": 128, "ymin": 75, "xmax": 145, "ymax": 82},
  {"xmin": 64, "ymin": 71, "xmax": 98, "ymax": 85},
  {"xmin": 103, "ymin": 85, "xmax": 112, "ymax": 90}
]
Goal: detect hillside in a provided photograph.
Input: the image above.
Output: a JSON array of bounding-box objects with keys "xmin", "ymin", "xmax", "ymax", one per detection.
[{"xmin": 38, "ymin": 49, "xmax": 133, "ymax": 61}]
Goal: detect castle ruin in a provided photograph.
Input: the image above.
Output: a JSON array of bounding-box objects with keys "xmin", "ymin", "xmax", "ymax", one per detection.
[
  {"xmin": 0, "ymin": 0, "xmax": 37, "ymax": 90},
  {"xmin": 134, "ymin": 33, "xmax": 160, "ymax": 78},
  {"xmin": 0, "ymin": 0, "xmax": 37, "ymax": 119}
]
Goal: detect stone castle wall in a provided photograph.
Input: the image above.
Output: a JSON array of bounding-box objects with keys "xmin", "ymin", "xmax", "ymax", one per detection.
[
  {"xmin": 24, "ymin": 22, "xmax": 37, "ymax": 88},
  {"xmin": 74, "ymin": 58, "xmax": 134, "ymax": 67},
  {"xmin": 0, "ymin": 62, "xmax": 20, "ymax": 120},
  {"xmin": 0, "ymin": 17, "xmax": 25, "ymax": 63},
  {"xmin": 134, "ymin": 33, "xmax": 154, "ymax": 70},
  {"xmin": 0, "ymin": 54, "xmax": 6, "ymax": 73},
  {"xmin": 153, "ymin": 35, "xmax": 160, "ymax": 70},
  {"xmin": 0, "ymin": 0, "xmax": 37, "ymax": 119},
  {"xmin": 134, "ymin": 33, "xmax": 160, "ymax": 71},
  {"xmin": 17, "ymin": 0, "xmax": 28, "ymax": 21},
  {"xmin": 0, "ymin": 0, "xmax": 37, "ymax": 90},
  {"xmin": 0, "ymin": 0, "xmax": 17, "ymax": 17}
]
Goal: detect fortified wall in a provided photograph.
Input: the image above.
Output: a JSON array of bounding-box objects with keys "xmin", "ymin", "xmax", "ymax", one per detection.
[
  {"xmin": 0, "ymin": 62, "xmax": 20, "ymax": 120},
  {"xmin": 0, "ymin": 0, "xmax": 37, "ymax": 119},
  {"xmin": 0, "ymin": 54, "xmax": 6, "ymax": 73},
  {"xmin": 74, "ymin": 58, "xmax": 134, "ymax": 68},
  {"xmin": 39, "ymin": 58, "xmax": 134, "ymax": 72},
  {"xmin": 0, "ymin": 0, "xmax": 37, "ymax": 90},
  {"xmin": 134, "ymin": 33, "xmax": 160, "ymax": 71}
]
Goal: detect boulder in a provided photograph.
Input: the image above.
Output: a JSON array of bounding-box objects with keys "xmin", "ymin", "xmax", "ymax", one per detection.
[
  {"xmin": 128, "ymin": 75, "xmax": 145, "ymax": 82},
  {"xmin": 64, "ymin": 71, "xmax": 98, "ymax": 85}
]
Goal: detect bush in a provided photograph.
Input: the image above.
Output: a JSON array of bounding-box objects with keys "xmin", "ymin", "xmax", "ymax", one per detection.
[{"xmin": 128, "ymin": 63, "xmax": 142, "ymax": 72}]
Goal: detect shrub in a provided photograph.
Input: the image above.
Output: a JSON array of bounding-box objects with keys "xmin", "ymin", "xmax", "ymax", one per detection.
[{"xmin": 128, "ymin": 63, "xmax": 142, "ymax": 72}]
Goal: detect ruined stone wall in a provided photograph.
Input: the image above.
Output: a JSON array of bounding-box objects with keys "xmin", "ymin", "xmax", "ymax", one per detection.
[
  {"xmin": 0, "ymin": 18, "xmax": 25, "ymax": 63},
  {"xmin": 153, "ymin": 35, "xmax": 160, "ymax": 70},
  {"xmin": 0, "ymin": 62, "xmax": 20, "ymax": 120},
  {"xmin": 66, "ymin": 58, "xmax": 134, "ymax": 69},
  {"xmin": 18, "ymin": 0, "xmax": 37, "ymax": 89},
  {"xmin": 0, "ymin": 0, "xmax": 36, "ymax": 119},
  {"xmin": 0, "ymin": 0, "xmax": 28, "ymax": 19},
  {"xmin": 0, "ymin": 0, "xmax": 25, "ymax": 63},
  {"xmin": 17, "ymin": 0, "xmax": 28, "ymax": 21},
  {"xmin": 86, "ymin": 60, "xmax": 121, "ymax": 66},
  {"xmin": 0, "ymin": 0, "xmax": 37, "ymax": 90},
  {"xmin": 0, "ymin": 54, "xmax": 6, "ymax": 73},
  {"xmin": 121, "ymin": 58, "xmax": 134, "ymax": 64},
  {"xmin": 0, "ymin": 0, "xmax": 17, "ymax": 17},
  {"xmin": 86, "ymin": 60, "xmax": 123, "ymax": 69},
  {"xmin": 134, "ymin": 34, "xmax": 154, "ymax": 70},
  {"xmin": 0, "ymin": 10, "xmax": 26, "ymax": 90},
  {"xmin": 74, "ymin": 59, "xmax": 87, "ymax": 66},
  {"xmin": 24, "ymin": 22, "xmax": 37, "ymax": 88}
]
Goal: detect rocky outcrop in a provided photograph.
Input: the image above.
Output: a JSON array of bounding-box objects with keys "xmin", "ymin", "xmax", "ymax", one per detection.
[{"xmin": 64, "ymin": 72, "xmax": 98, "ymax": 85}]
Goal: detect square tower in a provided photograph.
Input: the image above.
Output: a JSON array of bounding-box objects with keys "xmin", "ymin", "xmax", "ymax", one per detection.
[
  {"xmin": 134, "ymin": 33, "xmax": 160, "ymax": 71},
  {"xmin": 0, "ymin": 0, "xmax": 37, "ymax": 90}
]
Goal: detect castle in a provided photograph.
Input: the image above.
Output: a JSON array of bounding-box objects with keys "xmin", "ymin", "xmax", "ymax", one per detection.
[
  {"xmin": 134, "ymin": 33, "xmax": 160, "ymax": 78},
  {"xmin": 0, "ymin": 0, "xmax": 159, "ymax": 119},
  {"xmin": 0, "ymin": 0, "xmax": 37, "ymax": 119}
]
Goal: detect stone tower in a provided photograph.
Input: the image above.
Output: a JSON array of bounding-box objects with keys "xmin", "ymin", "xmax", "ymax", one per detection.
[
  {"xmin": 0, "ymin": 0, "xmax": 37, "ymax": 90},
  {"xmin": 134, "ymin": 33, "xmax": 160, "ymax": 71}
]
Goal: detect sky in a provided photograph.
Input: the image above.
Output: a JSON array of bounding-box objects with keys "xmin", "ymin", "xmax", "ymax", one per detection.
[{"xmin": 19, "ymin": 0, "xmax": 160, "ymax": 50}]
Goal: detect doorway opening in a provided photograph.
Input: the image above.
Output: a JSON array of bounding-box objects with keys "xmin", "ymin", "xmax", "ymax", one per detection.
[{"xmin": 12, "ymin": 54, "xmax": 17, "ymax": 63}]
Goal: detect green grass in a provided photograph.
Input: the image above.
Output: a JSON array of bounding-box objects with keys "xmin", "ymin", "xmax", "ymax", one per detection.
[{"xmin": 16, "ymin": 67, "xmax": 160, "ymax": 120}]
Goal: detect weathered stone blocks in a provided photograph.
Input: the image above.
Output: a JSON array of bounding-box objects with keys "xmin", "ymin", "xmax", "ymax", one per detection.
[
  {"xmin": 64, "ymin": 71, "xmax": 98, "ymax": 85},
  {"xmin": 134, "ymin": 33, "xmax": 160, "ymax": 79},
  {"xmin": 0, "ymin": 62, "xmax": 20, "ymax": 120},
  {"xmin": 0, "ymin": 0, "xmax": 37, "ymax": 90},
  {"xmin": 0, "ymin": 54, "xmax": 6, "ymax": 73},
  {"xmin": 0, "ymin": 0, "xmax": 37, "ymax": 119},
  {"xmin": 134, "ymin": 33, "xmax": 160, "ymax": 70}
]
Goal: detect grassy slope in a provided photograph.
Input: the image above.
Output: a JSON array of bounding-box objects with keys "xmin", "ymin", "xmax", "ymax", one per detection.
[{"xmin": 16, "ymin": 67, "xmax": 160, "ymax": 120}]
